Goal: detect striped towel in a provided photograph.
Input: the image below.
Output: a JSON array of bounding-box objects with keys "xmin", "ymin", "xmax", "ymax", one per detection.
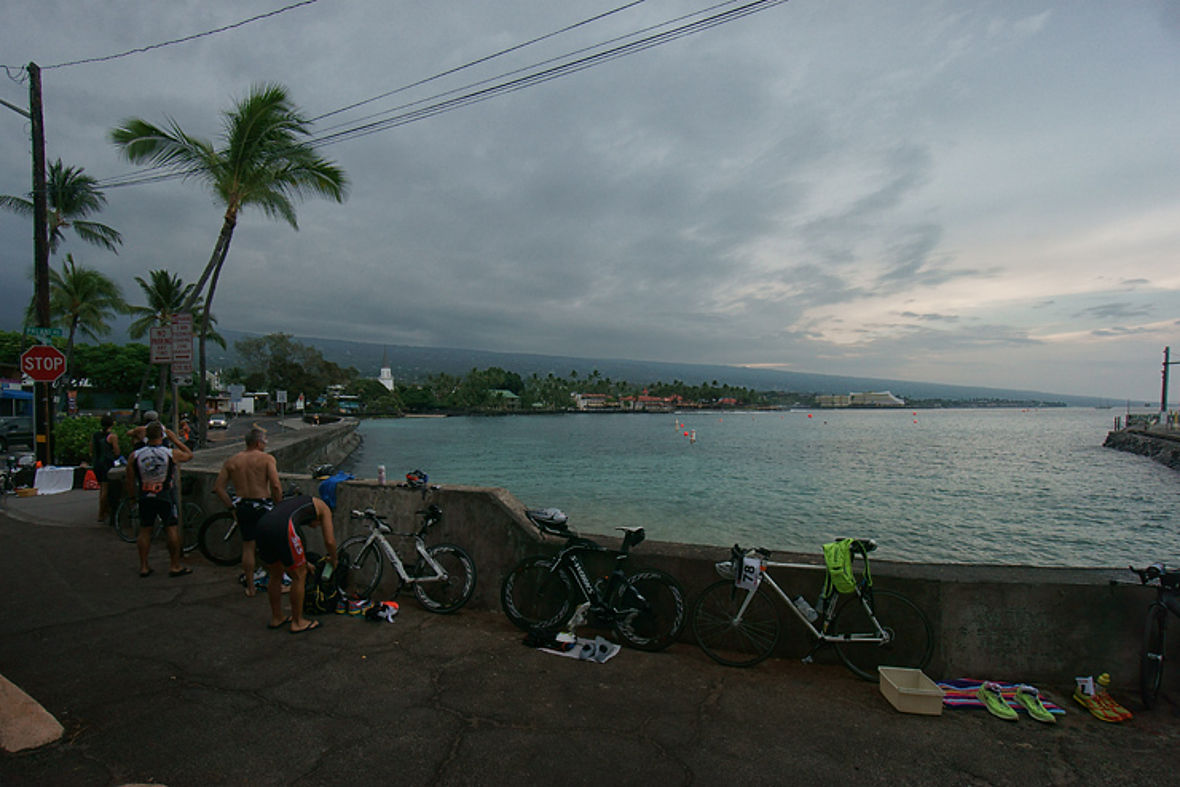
[{"xmin": 936, "ymin": 679, "xmax": 1066, "ymax": 715}]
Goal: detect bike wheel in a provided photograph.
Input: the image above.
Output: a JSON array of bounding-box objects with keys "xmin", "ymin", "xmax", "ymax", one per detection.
[
  {"xmin": 500, "ymin": 556, "xmax": 574, "ymax": 631},
  {"xmin": 337, "ymin": 536, "xmax": 383, "ymax": 599},
  {"xmin": 691, "ymin": 579, "xmax": 781, "ymax": 666},
  {"xmin": 412, "ymin": 543, "xmax": 478, "ymax": 614},
  {"xmin": 1140, "ymin": 602, "xmax": 1167, "ymax": 709},
  {"xmin": 832, "ymin": 588, "xmax": 933, "ymax": 681},
  {"xmin": 180, "ymin": 502, "xmax": 203, "ymax": 554},
  {"xmin": 114, "ymin": 499, "xmax": 139, "ymax": 543},
  {"xmin": 197, "ymin": 511, "xmax": 241, "ymax": 566},
  {"xmin": 611, "ymin": 568, "xmax": 688, "ymax": 652}
]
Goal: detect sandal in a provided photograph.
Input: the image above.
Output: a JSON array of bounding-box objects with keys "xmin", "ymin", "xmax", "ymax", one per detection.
[
  {"xmin": 978, "ymin": 681, "xmax": 1017, "ymax": 721},
  {"xmin": 1013, "ymin": 685, "xmax": 1056, "ymax": 723}
]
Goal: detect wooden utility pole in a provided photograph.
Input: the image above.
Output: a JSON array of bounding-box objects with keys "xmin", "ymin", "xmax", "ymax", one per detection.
[
  {"xmin": 29, "ymin": 62, "xmax": 53, "ymax": 465},
  {"xmin": 1161, "ymin": 346, "xmax": 1180, "ymax": 416}
]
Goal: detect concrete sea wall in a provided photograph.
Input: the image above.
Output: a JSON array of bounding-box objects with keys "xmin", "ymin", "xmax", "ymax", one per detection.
[
  {"xmin": 179, "ymin": 419, "xmax": 1159, "ymax": 683},
  {"xmin": 1103, "ymin": 426, "xmax": 1180, "ymax": 471}
]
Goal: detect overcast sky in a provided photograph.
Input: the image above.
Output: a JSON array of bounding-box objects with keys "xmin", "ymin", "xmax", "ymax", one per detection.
[{"xmin": 2, "ymin": 1, "xmax": 1179, "ymax": 401}]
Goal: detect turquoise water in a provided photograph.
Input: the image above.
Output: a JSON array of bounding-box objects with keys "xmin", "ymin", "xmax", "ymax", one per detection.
[{"xmin": 339, "ymin": 409, "xmax": 1180, "ymax": 568}]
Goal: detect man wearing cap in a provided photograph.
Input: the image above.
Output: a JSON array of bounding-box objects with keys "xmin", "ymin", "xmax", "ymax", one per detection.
[
  {"xmin": 214, "ymin": 427, "xmax": 283, "ymax": 596},
  {"xmin": 130, "ymin": 421, "xmax": 194, "ymax": 577}
]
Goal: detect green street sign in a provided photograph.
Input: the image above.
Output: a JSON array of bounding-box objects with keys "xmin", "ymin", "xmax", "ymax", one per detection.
[{"xmin": 23, "ymin": 326, "xmax": 63, "ymax": 338}]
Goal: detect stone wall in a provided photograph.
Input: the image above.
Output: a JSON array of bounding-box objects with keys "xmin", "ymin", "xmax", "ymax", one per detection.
[
  {"xmin": 177, "ymin": 421, "xmax": 1164, "ymax": 683},
  {"xmin": 1103, "ymin": 427, "xmax": 1180, "ymax": 470}
]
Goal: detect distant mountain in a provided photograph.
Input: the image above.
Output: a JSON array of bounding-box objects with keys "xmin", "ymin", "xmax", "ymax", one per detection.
[{"xmin": 208, "ymin": 329, "xmax": 1108, "ymax": 406}]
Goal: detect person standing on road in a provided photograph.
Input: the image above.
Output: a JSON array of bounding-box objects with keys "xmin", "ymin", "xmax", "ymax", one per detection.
[
  {"xmin": 129, "ymin": 421, "xmax": 194, "ymax": 578},
  {"xmin": 91, "ymin": 414, "xmax": 120, "ymax": 523},
  {"xmin": 255, "ymin": 495, "xmax": 337, "ymax": 633},
  {"xmin": 213, "ymin": 427, "xmax": 283, "ymax": 597}
]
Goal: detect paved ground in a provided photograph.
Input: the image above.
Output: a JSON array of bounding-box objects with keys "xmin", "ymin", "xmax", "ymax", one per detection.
[{"xmin": 1, "ymin": 489, "xmax": 1178, "ymax": 786}]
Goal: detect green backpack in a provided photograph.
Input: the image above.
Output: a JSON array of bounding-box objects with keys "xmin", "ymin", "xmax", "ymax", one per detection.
[{"xmin": 822, "ymin": 538, "xmax": 870, "ymax": 596}]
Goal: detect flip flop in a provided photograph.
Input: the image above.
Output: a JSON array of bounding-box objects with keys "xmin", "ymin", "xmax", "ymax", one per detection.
[
  {"xmin": 290, "ymin": 620, "xmax": 321, "ymax": 634},
  {"xmin": 1013, "ymin": 685, "xmax": 1057, "ymax": 723},
  {"xmin": 978, "ymin": 681, "xmax": 1018, "ymax": 721},
  {"xmin": 267, "ymin": 617, "xmax": 292, "ymax": 630},
  {"xmin": 139, "ymin": 568, "xmax": 154, "ymax": 578},
  {"xmin": 169, "ymin": 567, "xmax": 194, "ymax": 578}
]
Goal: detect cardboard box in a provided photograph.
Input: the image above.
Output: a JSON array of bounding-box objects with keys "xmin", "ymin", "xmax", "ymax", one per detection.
[
  {"xmin": 879, "ymin": 666, "xmax": 943, "ymax": 715},
  {"xmin": 16, "ymin": 488, "xmax": 37, "ymax": 498}
]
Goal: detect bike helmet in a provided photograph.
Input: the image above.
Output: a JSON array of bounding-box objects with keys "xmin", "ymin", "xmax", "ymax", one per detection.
[{"xmin": 405, "ymin": 469, "xmax": 428, "ymax": 488}]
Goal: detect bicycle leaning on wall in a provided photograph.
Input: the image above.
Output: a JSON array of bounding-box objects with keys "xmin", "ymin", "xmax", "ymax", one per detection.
[
  {"xmin": 1130, "ymin": 562, "xmax": 1180, "ymax": 709},
  {"xmin": 500, "ymin": 508, "xmax": 687, "ymax": 652},
  {"xmin": 690, "ymin": 540, "xmax": 933, "ymax": 680}
]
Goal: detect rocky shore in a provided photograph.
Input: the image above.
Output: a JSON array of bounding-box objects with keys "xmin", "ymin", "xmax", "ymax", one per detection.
[{"xmin": 1103, "ymin": 426, "xmax": 1180, "ymax": 471}]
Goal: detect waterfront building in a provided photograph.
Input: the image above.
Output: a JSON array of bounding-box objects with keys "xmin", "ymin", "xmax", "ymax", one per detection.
[{"xmin": 817, "ymin": 391, "xmax": 906, "ymax": 408}]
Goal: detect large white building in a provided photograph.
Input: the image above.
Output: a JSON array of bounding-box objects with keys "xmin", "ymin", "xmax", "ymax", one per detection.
[{"xmin": 816, "ymin": 391, "xmax": 906, "ymax": 408}]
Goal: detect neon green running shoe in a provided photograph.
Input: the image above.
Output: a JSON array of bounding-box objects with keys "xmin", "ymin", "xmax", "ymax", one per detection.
[
  {"xmin": 1014, "ymin": 685, "xmax": 1056, "ymax": 723},
  {"xmin": 978, "ymin": 681, "xmax": 1018, "ymax": 721}
]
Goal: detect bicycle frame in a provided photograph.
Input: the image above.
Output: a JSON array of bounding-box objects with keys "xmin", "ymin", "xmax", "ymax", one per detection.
[
  {"xmin": 549, "ymin": 538, "xmax": 632, "ymax": 613},
  {"xmin": 721, "ymin": 556, "xmax": 893, "ymax": 646},
  {"xmin": 353, "ymin": 515, "xmax": 450, "ymax": 585}
]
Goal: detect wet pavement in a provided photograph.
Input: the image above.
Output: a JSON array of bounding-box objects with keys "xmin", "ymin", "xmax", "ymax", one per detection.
[{"xmin": 1, "ymin": 490, "xmax": 1177, "ymax": 786}]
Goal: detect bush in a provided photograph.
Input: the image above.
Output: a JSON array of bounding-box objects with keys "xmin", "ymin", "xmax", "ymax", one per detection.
[{"xmin": 53, "ymin": 416, "xmax": 132, "ymax": 466}]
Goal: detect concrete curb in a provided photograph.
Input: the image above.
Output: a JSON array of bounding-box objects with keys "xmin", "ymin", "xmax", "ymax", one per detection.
[{"xmin": 0, "ymin": 674, "xmax": 63, "ymax": 753}]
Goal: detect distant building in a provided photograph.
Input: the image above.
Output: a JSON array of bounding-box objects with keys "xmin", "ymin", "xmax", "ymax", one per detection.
[
  {"xmin": 488, "ymin": 389, "xmax": 520, "ymax": 410},
  {"xmin": 377, "ymin": 347, "xmax": 395, "ymax": 392},
  {"xmin": 817, "ymin": 391, "xmax": 905, "ymax": 408},
  {"xmin": 572, "ymin": 393, "xmax": 619, "ymax": 411}
]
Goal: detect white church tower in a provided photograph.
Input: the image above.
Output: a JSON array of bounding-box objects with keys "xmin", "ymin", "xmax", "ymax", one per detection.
[{"xmin": 378, "ymin": 347, "xmax": 395, "ymax": 391}]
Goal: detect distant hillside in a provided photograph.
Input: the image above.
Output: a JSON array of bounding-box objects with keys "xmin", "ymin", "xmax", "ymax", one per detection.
[{"xmin": 208, "ymin": 330, "xmax": 1108, "ymax": 406}]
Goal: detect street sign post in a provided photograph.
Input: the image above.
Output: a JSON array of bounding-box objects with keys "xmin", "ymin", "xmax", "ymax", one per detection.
[{"xmin": 20, "ymin": 344, "xmax": 66, "ymax": 383}]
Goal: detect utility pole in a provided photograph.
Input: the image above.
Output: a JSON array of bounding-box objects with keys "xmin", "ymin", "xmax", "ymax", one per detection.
[
  {"xmin": 29, "ymin": 62, "xmax": 54, "ymax": 465},
  {"xmin": 1161, "ymin": 346, "xmax": 1180, "ymax": 417}
]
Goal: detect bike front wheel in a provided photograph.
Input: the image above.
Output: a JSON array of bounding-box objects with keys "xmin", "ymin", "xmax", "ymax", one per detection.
[
  {"xmin": 114, "ymin": 499, "xmax": 139, "ymax": 543},
  {"xmin": 198, "ymin": 511, "xmax": 241, "ymax": 566},
  {"xmin": 180, "ymin": 502, "xmax": 203, "ymax": 554},
  {"xmin": 500, "ymin": 556, "xmax": 574, "ymax": 631},
  {"xmin": 337, "ymin": 536, "xmax": 383, "ymax": 599},
  {"xmin": 611, "ymin": 568, "xmax": 688, "ymax": 652},
  {"xmin": 832, "ymin": 589, "xmax": 933, "ymax": 681},
  {"xmin": 412, "ymin": 543, "xmax": 477, "ymax": 614},
  {"xmin": 1140, "ymin": 602, "xmax": 1168, "ymax": 709},
  {"xmin": 691, "ymin": 579, "xmax": 781, "ymax": 666}
]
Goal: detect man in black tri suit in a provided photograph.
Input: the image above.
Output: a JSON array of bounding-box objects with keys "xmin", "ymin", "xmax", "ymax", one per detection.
[
  {"xmin": 255, "ymin": 495, "xmax": 337, "ymax": 633},
  {"xmin": 129, "ymin": 420, "xmax": 194, "ymax": 578}
]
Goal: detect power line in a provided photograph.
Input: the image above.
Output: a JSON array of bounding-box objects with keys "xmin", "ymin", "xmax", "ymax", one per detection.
[
  {"xmin": 41, "ymin": 0, "xmax": 322, "ymax": 70},
  {"xmin": 96, "ymin": 0, "xmax": 789, "ymax": 189}
]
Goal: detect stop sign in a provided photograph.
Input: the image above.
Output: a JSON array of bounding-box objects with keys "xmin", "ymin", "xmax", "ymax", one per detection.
[{"xmin": 20, "ymin": 344, "xmax": 67, "ymax": 383}]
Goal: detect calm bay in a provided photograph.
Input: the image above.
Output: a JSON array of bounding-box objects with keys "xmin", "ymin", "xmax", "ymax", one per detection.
[{"xmin": 339, "ymin": 408, "xmax": 1179, "ymax": 568}]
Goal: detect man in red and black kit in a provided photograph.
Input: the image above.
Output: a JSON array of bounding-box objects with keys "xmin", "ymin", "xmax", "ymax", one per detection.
[{"xmin": 255, "ymin": 495, "xmax": 337, "ymax": 633}]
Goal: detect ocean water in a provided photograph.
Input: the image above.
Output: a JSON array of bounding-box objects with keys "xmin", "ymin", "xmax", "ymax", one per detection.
[{"xmin": 339, "ymin": 408, "xmax": 1180, "ymax": 568}]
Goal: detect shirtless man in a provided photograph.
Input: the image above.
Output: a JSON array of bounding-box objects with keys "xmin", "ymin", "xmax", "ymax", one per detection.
[{"xmin": 213, "ymin": 427, "xmax": 283, "ymax": 596}]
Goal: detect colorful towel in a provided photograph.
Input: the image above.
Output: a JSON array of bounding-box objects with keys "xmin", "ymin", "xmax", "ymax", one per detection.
[{"xmin": 937, "ymin": 679, "xmax": 1066, "ymax": 715}]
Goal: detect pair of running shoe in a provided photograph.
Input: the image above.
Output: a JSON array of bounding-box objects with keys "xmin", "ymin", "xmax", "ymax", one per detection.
[{"xmin": 977, "ymin": 681, "xmax": 1057, "ymax": 723}]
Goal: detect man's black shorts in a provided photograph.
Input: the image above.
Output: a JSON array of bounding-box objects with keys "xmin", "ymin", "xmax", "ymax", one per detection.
[
  {"xmin": 138, "ymin": 496, "xmax": 177, "ymax": 530},
  {"xmin": 235, "ymin": 498, "xmax": 274, "ymax": 542}
]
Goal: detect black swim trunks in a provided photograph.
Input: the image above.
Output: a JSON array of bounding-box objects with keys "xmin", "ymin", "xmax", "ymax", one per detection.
[{"xmin": 234, "ymin": 498, "xmax": 274, "ymax": 542}]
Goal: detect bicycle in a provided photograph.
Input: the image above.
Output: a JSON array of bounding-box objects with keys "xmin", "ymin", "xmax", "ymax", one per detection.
[
  {"xmin": 336, "ymin": 504, "xmax": 477, "ymax": 614},
  {"xmin": 114, "ymin": 496, "xmax": 203, "ymax": 554},
  {"xmin": 690, "ymin": 541, "xmax": 933, "ymax": 680},
  {"xmin": 1130, "ymin": 562, "xmax": 1180, "ymax": 709},
  {"xmin": 197, "ymin": 474, "xmax": 321, "ymax": 566},
  {"xmin": 500, "ymin": 508, "xmax": 687, "ymax": 652}
]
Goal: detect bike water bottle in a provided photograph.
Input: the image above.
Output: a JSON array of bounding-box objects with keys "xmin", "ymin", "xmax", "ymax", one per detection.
[
  {"xmin": 377, "ymin": 465, "xmax": 386, "ymax": 485},
  {"xmin": 793, "ymin": 595, "xmax": 818, "ymax": 623}
]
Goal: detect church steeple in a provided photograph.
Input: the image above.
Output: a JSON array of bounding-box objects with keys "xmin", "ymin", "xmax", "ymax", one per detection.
[{"xmin": 378, "ymin": 347, "xmax": 395, "ymax": 391}]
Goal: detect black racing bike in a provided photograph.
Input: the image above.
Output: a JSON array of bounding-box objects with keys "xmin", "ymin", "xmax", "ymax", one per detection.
[
  {"xmin": 1132, "ymin": 562, "xmax": 1180, "ymax": 709},
  {"xmin": 500, "ymin": 508, "xmax": 687, "ymax": 652}
]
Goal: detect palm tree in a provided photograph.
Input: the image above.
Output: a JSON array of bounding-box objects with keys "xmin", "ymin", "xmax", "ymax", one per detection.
[
  {"xmin": 127, "ymin": 270, "xmax": 225, "ymax": 418},
  {"xmin": 110, "ymin": 83, "xmax": 348, "ymax": 445},
  {"xmin": 0, "ymin": 159, "xmax": 123, "ymax": 254},
  {"xmin": 47, "ymin": 254, "xmax": 128, "ymax": 382}
]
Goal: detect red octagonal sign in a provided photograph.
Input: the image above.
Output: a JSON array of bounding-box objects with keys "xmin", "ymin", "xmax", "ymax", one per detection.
[{"xmin": 20, "ymin": 344, "xmax": 67, "ymax": 383}]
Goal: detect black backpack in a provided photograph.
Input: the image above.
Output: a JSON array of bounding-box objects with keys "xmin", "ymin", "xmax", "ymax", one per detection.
[{"xmin": 303, "ymin": 554, "xmax": 342, "ymax": 615}]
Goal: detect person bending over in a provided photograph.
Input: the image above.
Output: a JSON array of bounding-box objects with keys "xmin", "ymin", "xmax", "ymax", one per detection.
[
  {"xmin": 254, "ymin": 495, "xmax": 337, "ymax": 633},
  {"xmin": 213, "ymin": 427, "xmax": 283, "ymax": 596}
]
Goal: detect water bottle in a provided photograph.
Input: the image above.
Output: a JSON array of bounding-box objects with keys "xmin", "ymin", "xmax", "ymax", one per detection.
[
  {"xmin": 793, "ymin": 595, "xmax": 818, "ymax": 623},
  {"xmin": 377, "ymin": 465, "xmax": 386, "ymax": 485}
]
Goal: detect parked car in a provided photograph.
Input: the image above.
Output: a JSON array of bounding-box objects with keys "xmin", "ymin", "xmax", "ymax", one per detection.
[
  {"xmin": 208, "ymin": 413, "xmax": 229, "ymax": 429},
  {"xmin": 0, "ymin": 415, "xmax": 34, "ymax": 453}
]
